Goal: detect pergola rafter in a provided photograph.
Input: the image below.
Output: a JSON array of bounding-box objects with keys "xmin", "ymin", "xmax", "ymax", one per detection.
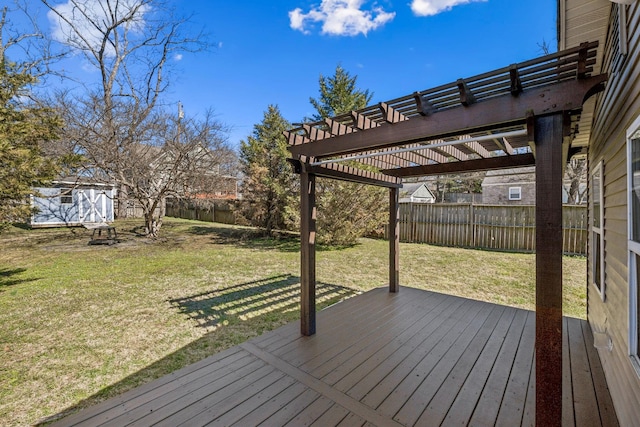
[{"xmin": 285, "ymin": 41, "xmax": 607, "ymax": 427}]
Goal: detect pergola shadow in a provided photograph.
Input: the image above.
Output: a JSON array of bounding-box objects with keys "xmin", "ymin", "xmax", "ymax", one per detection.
[
  {"xmin": 0, "ymin": 267, "xmax": 38, "ymax": 292},
  {"xmin": 169, "ymin": 275, "xmax": 358, "ymax": 330}
]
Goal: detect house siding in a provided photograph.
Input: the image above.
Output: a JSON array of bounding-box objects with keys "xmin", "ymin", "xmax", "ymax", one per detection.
[
  {"xmin": 586, "ymin": 3, "xmax": 640, "ymax": 425},
  {"xmin": 481, "ymin": 167, "xmax": 536, "ymax": 205}
]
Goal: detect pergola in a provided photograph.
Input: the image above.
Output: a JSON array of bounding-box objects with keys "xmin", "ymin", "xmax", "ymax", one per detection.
[{"xmin": 286, "ymin": 42, "xmax": 606, "ymax": 426}]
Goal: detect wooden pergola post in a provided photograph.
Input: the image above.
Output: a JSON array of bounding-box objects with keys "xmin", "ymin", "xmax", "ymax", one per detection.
[
  {"xmin": 389, "ymin": 187, "xmax": 400, "ymax": 292},
  {"xmin": 534, "ymin": 113, "xmax": 565, "ymax": 426},
  {"xmin": 300, "ymin": 170, "xmax": 316, "ymax": 336}
]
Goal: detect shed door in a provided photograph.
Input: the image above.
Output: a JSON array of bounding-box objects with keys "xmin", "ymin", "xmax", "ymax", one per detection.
[{"xmin": 78, "ymin": 189, "xmax": 108, "ymax": 223}]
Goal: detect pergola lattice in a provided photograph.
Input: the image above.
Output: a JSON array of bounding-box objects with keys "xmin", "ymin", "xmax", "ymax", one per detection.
[
  {"xmin": 287, "ymin": 41, "xmax": 603, "ymax": 180},
  {"xmin": 285, "ymin": 42, "xmax": 606, "ymax": 426}
]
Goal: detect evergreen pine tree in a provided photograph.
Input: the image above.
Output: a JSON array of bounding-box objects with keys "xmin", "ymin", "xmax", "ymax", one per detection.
[
  {"xmin": 309, "ymin": 65, "xmax": 387, "ymax": 246},
  {"xmin": 309, "ymin": 65, "xmax": 372, "ymax": 120},
  {"xmin": 239, "ymin": 105, "xmax": 296, "ymax": 234},
  {"xmin": 0, "ymin": 61, "xmax": 61, "ymax": 226}
]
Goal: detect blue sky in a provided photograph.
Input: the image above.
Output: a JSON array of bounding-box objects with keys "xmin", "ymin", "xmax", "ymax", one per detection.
[{"xmin": 36, "ymin": 0, "xmax": 558, "ymax": 148}]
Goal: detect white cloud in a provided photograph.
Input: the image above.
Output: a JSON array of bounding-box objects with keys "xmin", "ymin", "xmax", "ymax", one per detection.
[
  {"xmin": 174, "ymin": 53, "xmax": 183, "ymax": 61},
  {"xmin": 48, "ymin": 0, "xmax": 149, "ymax": 56},
  {"xmin": 410, "ymin": 0, "xmax": 486, "ymax": 17},
  {"xmin": 289, "ymin": 0, "xmax": 395, "ymax": 36}
]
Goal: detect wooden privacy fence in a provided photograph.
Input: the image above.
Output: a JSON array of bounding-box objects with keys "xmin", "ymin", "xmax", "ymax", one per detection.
[
  {"xmin": 397, "ymin": 203, "xmax": 587, "ymax": 255},
  {"xmin": 166, "ymin": 200, "xmax": 236, "ymax": 225}
]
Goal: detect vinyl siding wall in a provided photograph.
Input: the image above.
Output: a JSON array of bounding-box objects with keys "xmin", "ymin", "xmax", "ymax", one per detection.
[{"xmin": 587, "ymin": 3, "xmax": 640, "ymax": 425}]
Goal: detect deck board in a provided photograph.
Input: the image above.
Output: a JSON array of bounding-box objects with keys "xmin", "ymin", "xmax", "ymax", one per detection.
[
  {"xmin": 468, "ymin": 308, "xmax": 528, "ymax": 426},
  {"xmin": 282, "ymin": 395, "xmax": 334, "ymax": 426},
  {"xmin": 50, "ymin": 287, "xmax": 618, "ymax": 427},
  {"xmin": 567, "ymin": 316, "xmax": 600, "ymax": 427},
  {"xmin": 375, "ymin": 298, "xmax": 492, "ymax": 419},
  {"xmin": 580, "ymin": 320, "xmax": 620, "ymax": 427},
  {"xmin": 562, "ymin": 318, "xmax": 576, "ymax": 427},
  {"xmin": 440, "ymin": 306, "xmax": 517, "ymax": 425},
  {"xmin": 394, "ymin": 304, "xmax": 504, "ymax": 426},
  {"xmin": 308, "ymin": 403, "xmax": 351, "ymax": 426},
  {"xmin": 338, "ymin": 292, "xmax": 463, "ymax": 397},
  {"xmin": 494, "ymin": 311, "xmax": 536, "ymax": 426}
]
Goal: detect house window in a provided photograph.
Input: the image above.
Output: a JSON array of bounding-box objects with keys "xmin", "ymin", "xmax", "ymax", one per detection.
[
  {"xmin": 60, "ymin": 189, "xmax": 73, "ymax": 205},
  {"xmin": 508, "ymin": 186, "xmax": 521, "ymax": 200},
  {"xmin": 627, "ymin": 116, "xmax": 640, "ymax": 375},
  {"xmin": 592, "ymin": 161, "xmax": 605, "ymax": 300}
]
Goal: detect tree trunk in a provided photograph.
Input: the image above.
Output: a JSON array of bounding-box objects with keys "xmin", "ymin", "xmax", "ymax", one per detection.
[{"xmin": 117, "ymin": 185, "xmax": 129, "ymax": 219}]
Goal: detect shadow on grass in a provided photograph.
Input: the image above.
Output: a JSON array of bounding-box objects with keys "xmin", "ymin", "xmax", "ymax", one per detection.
[
  {"xmin": 169, "ymin": 274, "xmax": 357, "ymax": 330},
  {"xmin": 0, "ymin": 268, "xmax": 38, "ymax": 291},
  {"xmin": 37, "ymin": 275, "xmax": 359, "ymax": 426},
  {"xmin": 10, "ymin": 223, "xmax": 31, "ymax": 230},
  {"xmin": 186, "ymin": 225, "xmax": 356, "ymax": 252},
  {"xmin": 186, "ymin": 225, "xmax": 300, "ymax": 252}
]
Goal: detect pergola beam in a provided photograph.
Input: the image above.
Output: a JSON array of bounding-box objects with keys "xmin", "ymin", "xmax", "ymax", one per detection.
[
  {"xmin": 383, "ymin": 153, "xmax": 535, "ymax": 177},
  {"xmin": 289, "ymin": 74, "xmax": 607, "ymax": 160},
  {"xmin": 305, "ymin": 162, "xmax": 402, "ymax": 188}
]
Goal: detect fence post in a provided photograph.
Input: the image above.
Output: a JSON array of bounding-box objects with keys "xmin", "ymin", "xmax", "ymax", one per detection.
[
  {"xmin": 470, "ymin": 203, "xmax": 475, "ymax": 247},
  {"xmin": 409, "ymin": 202, "xmax": 414, "ymax": 243}
]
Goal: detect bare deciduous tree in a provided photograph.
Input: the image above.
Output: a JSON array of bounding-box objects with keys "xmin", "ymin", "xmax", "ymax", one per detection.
[
  {"xmin": 41, "ymin": 0, "xmax": 221, "ymax": 236},
  {"xmin": 1, "ymin": 1, "xmax": 67, "ymax": 80},
  {"xmin": 564, "ymin": 158, "xmax": 588, "ymax": 204}
]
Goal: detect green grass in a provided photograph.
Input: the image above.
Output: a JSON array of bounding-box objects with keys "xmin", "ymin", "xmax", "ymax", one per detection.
[{"xmin": 0, "ymin": 218, "xmax": 586, "ymax": 426}]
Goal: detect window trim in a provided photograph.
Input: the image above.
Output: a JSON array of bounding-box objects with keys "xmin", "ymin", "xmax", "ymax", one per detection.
[
  {"xmin": 592, "ymin": 161, "xmax": 605, "ymax": 301},
  {"xmin": 508, "ymin": 186, "xmax": 521, "ymax": 201},
  {"xmin": 627, "ymin": 115, "xmax": 640, "ymax": 376},
  {"xmin": 60, "ymin": 188, "xmax": 73, "ymax": 205}
]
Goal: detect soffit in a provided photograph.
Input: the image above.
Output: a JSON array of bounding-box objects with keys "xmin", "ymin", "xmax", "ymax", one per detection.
[{"xmin": 560, "ymin": 0, "xmax": 611, "ymax": 150}]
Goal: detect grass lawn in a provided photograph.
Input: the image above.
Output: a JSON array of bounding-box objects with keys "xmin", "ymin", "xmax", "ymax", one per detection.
[{"xmin": 0, "ymin": 217, "xmax": 586, "ymax": 426}]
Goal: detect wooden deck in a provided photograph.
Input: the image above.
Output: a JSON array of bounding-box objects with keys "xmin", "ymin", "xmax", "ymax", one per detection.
[{"xmin": 52, "ymin": 287, "xmax": 618, "ymax": 426}]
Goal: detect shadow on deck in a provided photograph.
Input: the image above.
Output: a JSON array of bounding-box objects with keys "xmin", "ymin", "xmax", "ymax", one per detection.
[{"xmin": 49, "ymin": 287, "xmax": 618, "ymax": 426}]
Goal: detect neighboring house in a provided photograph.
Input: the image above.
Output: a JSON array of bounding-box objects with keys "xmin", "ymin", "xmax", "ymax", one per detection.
[
  {"xmin": 399, "ymin": 182, "xmax": 435, "ymax": 203},
  {"xmin": 114, "ymin": 142, "xmax": 235, "ymax": 218},
  {"xmin": 482, "ymin": 166, "xmax": 587, "ymax": 205},
  {"xmin": 189, "ymin": 175, "xmax": 239, "ymax": 200},
  {"xmin": 442, "ymin": 192, "xmax": 483, "ymax": 203},
  {"xmin": 482, "ymin": 167, "xmax": 536, "ymax": 204},
  {"xmin": 31, "ymin": 179, "xmax": 116, "ymax": 228},
  {"xmin": 561, "ymin": 0, "xmax": 640, "ymax": 424}
]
